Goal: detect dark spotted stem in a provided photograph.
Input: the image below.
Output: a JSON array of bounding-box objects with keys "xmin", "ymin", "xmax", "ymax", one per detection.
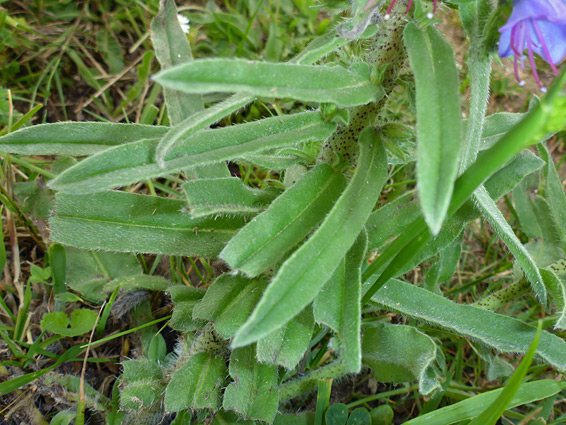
[
  {"xmin": 318, "ymin": 3, "xmax": 409, "ymax": 164},
  {"xmin": 473, "ymin": 280, "xmax": 531, "ymax": 310}
]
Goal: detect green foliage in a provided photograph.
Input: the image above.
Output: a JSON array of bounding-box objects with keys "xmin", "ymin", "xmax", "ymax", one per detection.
[
  {"xmin": 404, "ymin": 22, "xmax": 461, "ymax": 234},
  {"xmin": 165, "ymin": 352, "xmax": 226, "ymax": 411},
  {"xmin": 362, "ymin": 324, "xmax": 439, "ymax": 395},
  {"xmin": 40, "ymin": 309, "xmax": 98, "ymax": 337},
  {"xmin": 3, "ymin": 0, "xmax": 566, "ymax": 423}
]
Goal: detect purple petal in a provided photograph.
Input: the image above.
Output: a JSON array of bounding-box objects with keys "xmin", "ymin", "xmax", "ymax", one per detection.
[
  {"xmin": 500, "ymin": 0, "xmax": 566, "ymax": 32},
  {"xmin": 498, "ymin": 28, "xmax": 514, "ymax": 58},
  {"xmin": 532, "ymin": 20, "xmax": 566, "ymax": 64}
]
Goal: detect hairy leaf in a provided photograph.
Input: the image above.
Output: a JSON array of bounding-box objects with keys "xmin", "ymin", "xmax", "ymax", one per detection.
[
  {"xmin": 221, "ymin": 163, "xmax": 347, "ymax": 277},
  {"xmin": 404, "ymin": 23, "xmax": 461, "ymax": 234},
  {"xmin": 51, "ymin": 191, "xmax": 246, "ymax": 257},
  {"xmin": 154, "ymin": 59, "xmax": 384, "ymax": 107},
  {"xmin": 233, "ymin": 128, "xmax": 387, "ymax": 347}
]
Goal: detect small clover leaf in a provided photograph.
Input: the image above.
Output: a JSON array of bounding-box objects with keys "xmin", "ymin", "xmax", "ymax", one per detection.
[{"xmin": 41, "ymin": 309, "xmax": 97, "ymax": 337}]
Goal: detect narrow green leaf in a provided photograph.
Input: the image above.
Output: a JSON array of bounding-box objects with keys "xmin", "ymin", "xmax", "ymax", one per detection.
[
  {"xmin": 537, "ymin": 143, "xmax": 566, "ymax": 246},
  {"xmin": 362, "ymin": 324, "xmax": 439, "ymax": 395},
  {"xmin": 164, "ymin": 352, "xmax": 226, "ymax": 411},
  {"xmin": 363, "ymin": 71, "xmax": 566, "ymax": 302},
  {"xmin": 404, "ymin": 380, "xmax": 566, "ymax": 425},
  {"xmin": 542, "ymin": 262, "xmax": 566, "ymax": 329},
  {"xmin": 49, "ymin": 112, "xmax": 336, "ymax": 194},
  {"xmin": 0, "ymin": 122, "xmax": 167, "ymax": 155},
  {"xmin": 49, "ymin": 243, "xmax": 66, "ymax": 295},
  {"xmin": 404, "ymin": 22, "xmax": 461, "ymax": 234},
  {"xmin": 154, "ymin": 59, "xmax": 384, "ymax": 107},
  {"xmin": 223, "ymin": 345, "xmax": 279, "ymax": 423},
  {"xmin": 0, "ymin": 345, "xmax": 83, "ymax": 395},
  {"xmin": 481, "ymin": 112, "xmax": 525, "ymax": 150},
  {"xmin": 156, "ymin": 93, "xmax": 251, "ymax": 167},
  {"xmin": 468, "ymin": 322, "xmax": 542, "ymax": 425},
  {"xmin": 315, "ymin": 230, "xmax": 367, "ymax": 372},
  {"xmin": 183, "ymin": 177, "xmax": 281, "ymax": 217},
  {"xmin": 103, "ymin": 275, "xmax": 171, "ymax": 293},
  {"xmin": 315, "ymin": 379, "xmax": 333, "ymax": 425},
  {"xmin": 192, "ymin": 274, "xmax": 269, "ymax": 338},
  {"xmin": 50, "ymin": 191, "xmax": 246, "ymax": 257},
  {"xmin": 150, "ymin": 0, "xmax": 203, "ymax": 124},
  {"xmin": 221, "ymin": 163, "xmax": 347, "ymax": 277},
  {"xmin": 371, "ymin": 279, "xmax": 566, "ymax": 371},
  {"xmin": 233, "ymin": 127, "xmax": 387, "ymax": 348},
  {"xmin": 425, "ymin": 234, "xmax": 462, "ymax": 293},
  {"xmin": 473, "ymin": 186, "xmax": 547, "ymax": 303},
  {"xmin": 257, "ymin": 306, "xmax": 314, "ymax": 370},
  {"xmin": 292, "ymin": 23, "xmax": 378, "ymax": 65}
]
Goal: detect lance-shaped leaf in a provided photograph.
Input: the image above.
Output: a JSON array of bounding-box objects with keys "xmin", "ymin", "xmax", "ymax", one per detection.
[
  {"xmin": 314, "ymin": 230, "xmax": 367, "ymax": 372},
  {"xmin": 153, "ymin": 59, "xmax": 384, "ymax": 107},
  {"xmin": 183, "ymin": 177, "xmax": 281, "ymax": 218},
  {"xmin": 370, "ymin": 279, "xmax": 566, "ymax": 372},
  {"xmin": 49, "ymin": 111, "xmax": 336, "ymax": 194},
  {"xmin": 221, "ymin": 163, "xmax": 347, "ymax": 277},
  {"xmin": 223, "ymin": 346, "xmax": 279, "ymax": 423},
  {"xmin": 192, "ymin": 274, "xmax": 269, "ymax": 339},
  {"xmin": 150, "ymin": 0, "xmax": 203, "ymax": 124},
  {"xmin": 362, "ymin": 324, "xmax": 439, "ymax": 395},
  {"xmin": 50, "ymin": 191, "xmax": 246, "ymax": 257},
  {"xmin": 405, "ymin": 22, "xmax": 461, "ymax": 235},
  {"xmin": 156, "ymin": 93, "xmax": 251, "ymax": 167},
  {"xmin": 537, "ymin": 143, "xmax": 566, "ymax": 247},
  {"xmin": 473, "ymin": 186, "xmax": 547, "ymax": 303},
  {"xmin": 232, "ymin": 127, "xmax": 387, "ymax": 348},
  {"xmin": 257, "ymin": 306, "xmax": 314, "ymax": 370},
  {"xmin": 164, "ymin": 352, "xmax": 226, "ymax": 411},
  {"xmin": 0, "ymin": 122, "xmax": 167, "ymax": 155},
  {"xmin": 543, "ymin": 261, "xmax": 566, "ymax": 329}
]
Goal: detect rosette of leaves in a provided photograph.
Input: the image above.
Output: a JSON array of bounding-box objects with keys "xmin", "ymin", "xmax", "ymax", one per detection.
[{"xmin": 2, "ymin": 0, "xmax": 566, "ymax": 423}]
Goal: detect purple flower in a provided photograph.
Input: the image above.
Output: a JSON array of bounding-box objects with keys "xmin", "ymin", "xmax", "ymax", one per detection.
[{"xmin": 499, "ymin": 0, "xmax": 566, "ymax": 91}]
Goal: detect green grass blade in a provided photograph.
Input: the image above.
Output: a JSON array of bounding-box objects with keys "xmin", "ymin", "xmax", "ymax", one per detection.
[
  {"xmin": 48, "ymin": 112, "xmax": 336, "ymax": 194},
  {"xmin": 153, "ymin": 59, "xmax": 384, "ymax": 107},
  {"xmin": 404, "ymin": 380, "xmax": 566, "ymax": 425},
  {"xmin": 232, "ymin": 127, "xmax": 387, "ymax": 348},
  {"xmin": 468, "ymin": 321, "xmax": 542, "ymax": 425},
  {"xmin": 404, "ymin": 23, "xmax": 461, "ymax": 235},
  {"xmin": 221, "ymin": 163, "xmax": 347, "ymax": 277},
  {"xmin": 371, "ymin": 279, "xmax": 566, "ymax": 371},
  {"xmin": 50, "ymin": 191, "xmax": 246, "ymax": 257}
]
